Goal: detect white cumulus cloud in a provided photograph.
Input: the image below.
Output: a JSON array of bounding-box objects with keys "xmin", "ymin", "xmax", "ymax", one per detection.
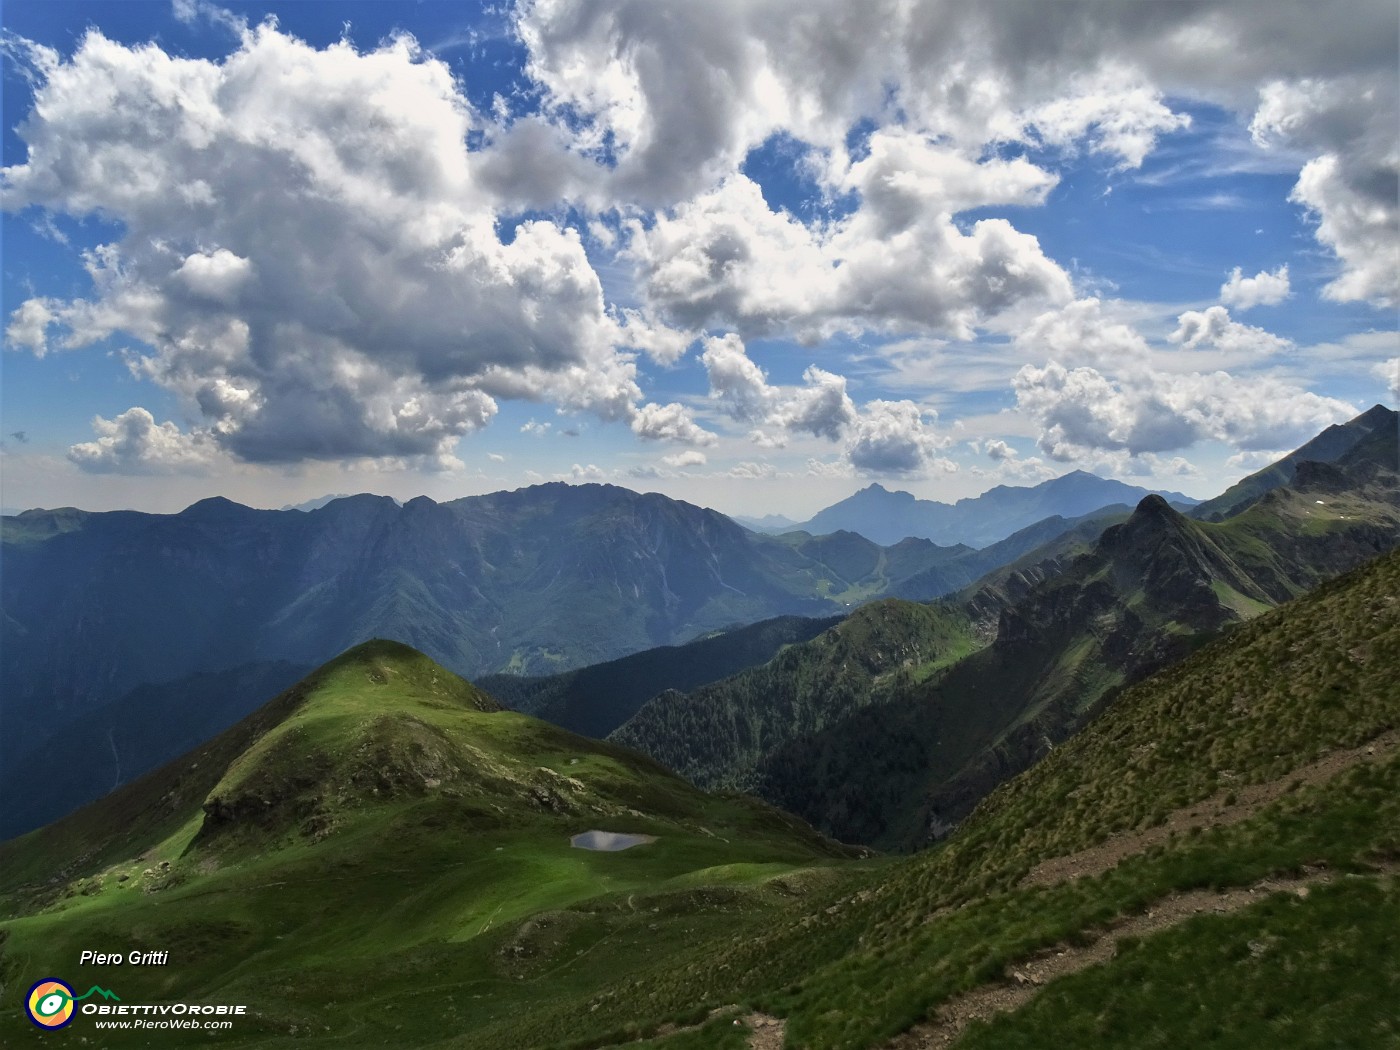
[
  {"xmin": 1375, "ymin": 357, "xmax": 1400, "ymax": 402},
  {"xmin": 1169, "ymin": 306, "xmax": 1291, "ymax": 356},
  {"xmin": 1219, "ymin": 265, "xmax": 1291, "ymax": 310},
  {"xmin": 633, "ymin": 171, "xmax": 1071, "ymax": 343},
  {"xmin": 661, "ymin": 449, "xmax": 707, "ymax": 469},
  {"xmin": 1014, "ymin": 298, "xmax": 1150, "ymax": 366},
  {"xmin": 846, "ymin": 400, "xmax": 951, "ymax": 476},
  {"xmin": 1014, "ymin": 361, "xmax": 1356, "ymax": 459},
  {"xmin": 629, "ymin": 402, "xmax": 716, "ymax": 446},
  {"xmin": 67, "ymin": 407, "xmax": 222, "ymax": 474},
  {"xmin": 5, "ymin": 297, "xmax": 59, "ymax": 355},
  {"xmin": 1251, "ymin": 76, "xmax": 1399, "ymax": 307},
  {"xmin": 0, "ymin": 24, "xmax": 676, "ymax": 471}
]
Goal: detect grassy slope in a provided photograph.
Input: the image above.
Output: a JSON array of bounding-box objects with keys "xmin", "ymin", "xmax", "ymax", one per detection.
[
  {"xmin": 0, "ymin": 641, "xmax": 854, "ymax": 1049},
  {"xmin": 524, "ymin": 548, "xmax": 1400, "ymax": 1050},
  {"xmin": 956, "ymin": 877, "xmax": 1400, "ymax": 1049},
  {"xmin": 609, "ymin": 461, "xmax": 1398, "ymax": 853},
  {"xmin": 1, "ymin": 548, "xmax": 1396, "ymax": 1048}
]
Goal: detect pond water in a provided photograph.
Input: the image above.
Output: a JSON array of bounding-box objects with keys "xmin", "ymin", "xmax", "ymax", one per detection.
[{"xmin": 570, "ymin": 830, "xmax": 657, "ymax": 852}]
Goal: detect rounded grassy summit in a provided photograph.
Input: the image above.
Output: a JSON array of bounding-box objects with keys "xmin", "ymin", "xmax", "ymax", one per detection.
[{"xmin": 0, "ymin": 641, "xmax": 853, "ymax": 1047}]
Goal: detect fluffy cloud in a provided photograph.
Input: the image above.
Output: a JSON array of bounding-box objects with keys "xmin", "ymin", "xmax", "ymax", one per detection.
[
  {"xmin": 775, "ymin": 368, "xmax": 858, "ymax": 441},
  {"xmin": 633, "ymin": 171, "xmax": 1071, "ymax": 342},
  {"xmin": 1014, "ymin": 361, "xmax": 1355, "ymax": 459},
  {"xmin": 629, "ymin": 402, "xmax": 716, "ymax": 445},
  {"xmin": 514, "ymin": 0, "xmax": 1201, "ymax": 204},
  {"xmin": 1020, "ymin": 73, "xmax": 1190, "ymax": 169},
  {"xmin": 701, "ymin": 336, "xmax": 857, "ymax": 441},
  {"xmin": 846, "ymin": 400, "xmax": 951, "ymax": 476},
  {"xmin": 1169, "ymin": 306, "xmax": 1291, "ymax": 356},
  {"xmin": 700, "ymin": 335, "xmax": 953, "ymax": 474},
  {"xmin": 984, "ymin": 439, "xmax": 1015, "ymax": 462},
  {"xmin": 1375, "ymin": 357, "xmax": 1400, "ymax": 402},
  {"xmin": 1219, "ymin": 265, "xmax": 1291, "ymax": 310},
  {"xmin": 1251, "ymin": 75, "xmax": 1399, "ymax": 307},
  {"xmin": 1014, "ymin": 298, "xmax": 1149, "ymax": 366},
  {"xmin": 66, "ymin": 407, "xmax": 222, "ymax": 474},
  {"xmin": 5, "ymin": 297, "xmax": 58, "ymax": 355},
  {"xmin": 1, "ymin": 25, "xmax": 682, "ymax": 470},
  {"xmin": 1289, "ymin": 153, "xmax": 1399, "ymax": 307},
  {"xmin": 8, "ymin": 1, "xmax": 1396, "ymax": 486},
  {"xmin": 518, "ymin": 0, "xmax": 1396, "ymax": 310},
  {"xmin": 700, "ymin": 333, "xmax": 779, "ymax": 424},
  {"xmin": 661, "ymin": 449, "xmax": 707, "ymax": 469},
  {"xmin": 727, "ymin": 461, "xmax": 777, "ymax": 479},
  {"xmin": 174, "ymin": 249, "xmax": 254, "ymax": 305}
]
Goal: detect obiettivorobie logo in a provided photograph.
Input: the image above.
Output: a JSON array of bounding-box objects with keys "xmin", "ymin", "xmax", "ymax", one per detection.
[
  {"xmin": 25, "ymin": 979, "xmax": 120, "ymax": 1030},
  {"xmin": 23, "ymin": 977, "xmax": 248, "ymax": 1033}
]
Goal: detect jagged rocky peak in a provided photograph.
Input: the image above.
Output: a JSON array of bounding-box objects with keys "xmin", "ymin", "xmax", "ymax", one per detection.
[{"xmin": 1134, "ymin": 493, "xmax": 1175, "ymax": 517}]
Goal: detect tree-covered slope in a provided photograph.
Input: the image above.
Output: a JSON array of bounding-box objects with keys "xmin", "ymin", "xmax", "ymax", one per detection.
[
  {"xmin": 609, "ymin": 600, "xmax": 983, "ymax": 802},
  {"xmin": 481, "ymin": 612, "xmax": 842, "ymax": 738}
]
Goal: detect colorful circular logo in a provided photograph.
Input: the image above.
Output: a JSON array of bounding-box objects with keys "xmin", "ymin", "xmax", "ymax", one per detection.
[{"xmin": 26, "ymin": 979, "xmax": 76, "ymax": 1030}]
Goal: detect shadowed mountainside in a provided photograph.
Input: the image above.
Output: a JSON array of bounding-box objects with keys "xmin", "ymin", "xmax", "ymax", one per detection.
[{"xmin": 613, "ymin": 417, "xmax": 1400, "ymax": 850}]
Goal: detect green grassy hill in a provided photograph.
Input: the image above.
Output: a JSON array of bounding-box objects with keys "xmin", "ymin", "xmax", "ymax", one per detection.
[{"xmin": 0, "ymin": 641, "xmax": 854, "ymax": 1048}]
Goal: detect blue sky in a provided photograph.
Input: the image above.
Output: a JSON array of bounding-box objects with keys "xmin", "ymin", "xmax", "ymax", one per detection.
[{"xmin": 2, "ymin": 0, "xmax": 1396, "ymax": 518}]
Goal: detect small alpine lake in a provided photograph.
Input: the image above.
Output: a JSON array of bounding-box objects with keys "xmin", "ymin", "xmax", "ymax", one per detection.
[{"xmin": 570, "ymin": 830, "xmax": 658, "ymax": 852}]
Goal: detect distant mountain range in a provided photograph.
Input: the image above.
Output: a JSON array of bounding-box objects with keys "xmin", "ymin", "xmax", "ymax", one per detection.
[
  {"xmin": 730, "ymin": 511, "xmax": 801, "ymax": 531},
  {"xmin": 757, "ymin": 470, "xmax": 1199, "ymax": 547},
  {"xmin": 4, "ymin": 408, "xmax": 1393, "ymax": 844},
  {"xmin": 3, "ymin": 481, "xmax": 1089, "ymax": 838},
  {"xmin": 280, "ymin": 492, "xmax": 358, "ymax": 512},
  {"xmin": 610, "ymin": 408, "xmax": 1400, "ymax": 849}
]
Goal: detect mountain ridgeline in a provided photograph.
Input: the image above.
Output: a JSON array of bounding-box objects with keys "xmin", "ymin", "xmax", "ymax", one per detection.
[
  {"xmin": 771, "ymin": 470, "xmax": 1199, "ymax": 547},
  {"xmin": 4, "ymin": 478, "xmax": 1110, "ymax": 840},
  {"xmin": 479, "ymin": 612, "xmax": 843, "ymax": 739},
  {"xmin": 0, "ymin": 484, "xmax": 997, "ymax": 823},
  {"xmin": 1190, "ymin": 402, "xmax": 1395, "ymax": 521},
  {"xmin": 611, "ymin": 409, "xmax": 1400, "ymax": 850}
]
